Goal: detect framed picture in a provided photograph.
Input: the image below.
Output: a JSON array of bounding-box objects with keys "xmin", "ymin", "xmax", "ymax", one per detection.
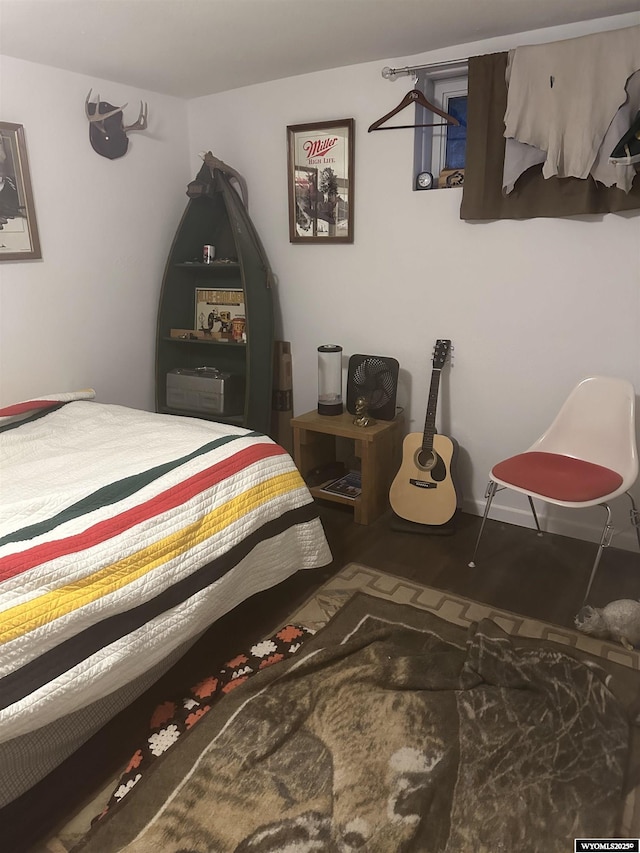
[
  {"xmin": 0, "ymin": 122, "xmax": 41, "ymax": 261},
  {"xmin": 287, "ymin": 118, "xmax": 354, "ymax": 243},
  {"xmin": 195, "ymin": 287, "xmax": 246, "ymax": 341}
]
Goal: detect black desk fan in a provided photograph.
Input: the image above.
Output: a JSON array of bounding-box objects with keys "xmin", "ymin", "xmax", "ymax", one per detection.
[{"xmin": 346, "ymin": 354, "xmax": 399, "ymax": 421}]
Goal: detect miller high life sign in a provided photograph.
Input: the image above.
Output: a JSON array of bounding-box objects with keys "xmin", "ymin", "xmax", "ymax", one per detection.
[
  {"xmin": 288, "ymin": 119, "xmax": 353, "ymax": 242},
  {"xmin": 302, "ymin": 134, "xmax": 339, "ymax": 165}
]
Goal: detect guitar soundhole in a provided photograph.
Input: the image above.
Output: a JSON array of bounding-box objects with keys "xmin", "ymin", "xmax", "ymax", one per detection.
[{"xmin": 415, "ymin": 449, "xmax": 446, "ymax": 482}]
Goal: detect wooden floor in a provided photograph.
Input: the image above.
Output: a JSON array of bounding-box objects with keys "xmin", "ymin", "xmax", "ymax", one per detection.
[
  {"xmin": 19, "ymin": 502, "xmax": 640, "ymax": 851},
  {"xmin": 315, "ymin": 503, "xmax": 640, "ymax": 627}
]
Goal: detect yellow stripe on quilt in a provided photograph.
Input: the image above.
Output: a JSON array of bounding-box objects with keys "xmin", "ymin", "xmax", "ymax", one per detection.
[{"xmin": 1, "ymin": 470, "xmax": 304, "ymax": 644}]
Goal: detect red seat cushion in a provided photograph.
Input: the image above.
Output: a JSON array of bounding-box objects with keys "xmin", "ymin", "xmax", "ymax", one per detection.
[{"xmin": 492, "ymin": 451, "xmax": 623, "ymax": 502}]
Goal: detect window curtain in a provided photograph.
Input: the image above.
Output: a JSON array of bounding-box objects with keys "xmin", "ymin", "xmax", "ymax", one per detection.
[{"xmin": 460, "ymin": 52, "xmax": 640, "ymax": 221}]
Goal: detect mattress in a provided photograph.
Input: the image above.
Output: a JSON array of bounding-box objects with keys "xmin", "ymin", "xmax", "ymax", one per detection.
[{"xmin": 0, "ymin": 391, "xmax": 331, "ymax": 802}]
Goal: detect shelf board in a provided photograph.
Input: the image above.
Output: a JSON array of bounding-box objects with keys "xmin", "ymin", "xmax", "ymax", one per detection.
[
  {"xmin": 175, "ymin": 262, "xmax": 240, "ymax": 269},
  {"xmin": 309, "ymin": 485, "xmax": 360, "ymax": 507},
  {"xmin": 158, "ymin": 406, "xmax": 245, "ymax": 426},
  {"xmin": 163, "ymin": 336, "xmax": 246, "ymax": 347}
]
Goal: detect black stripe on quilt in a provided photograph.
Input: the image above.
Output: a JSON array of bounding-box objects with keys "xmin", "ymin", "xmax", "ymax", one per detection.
[
  {"xmin": 0, "ymin": 502, "xmax": 321, "ymax": 711},
  {"xmin": 0, "ymin": 431, "xmax": 260, "ymax": 547},
  {"xmin": 0, "ymin": 402, "xmax": 67, "ymax": 435}
]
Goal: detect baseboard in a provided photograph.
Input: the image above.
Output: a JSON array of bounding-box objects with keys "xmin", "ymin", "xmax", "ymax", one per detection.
[{"xmin": 462, "ymin": 497, "xmax": 639, "ymax": 553}]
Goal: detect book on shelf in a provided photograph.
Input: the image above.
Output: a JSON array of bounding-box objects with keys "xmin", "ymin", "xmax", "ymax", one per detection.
[
  {"xmin": 195, "ymin": 288, "xmax": 246, "ymax": 342},
  {"xmin": 319, "ymin": 471, "xmax": 362, "ymax": 500}
]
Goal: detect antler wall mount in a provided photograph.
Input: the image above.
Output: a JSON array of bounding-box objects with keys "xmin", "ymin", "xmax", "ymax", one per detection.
[{"xmin": 85, "ymin": 90, "xmax": 148, "ymax": 159}]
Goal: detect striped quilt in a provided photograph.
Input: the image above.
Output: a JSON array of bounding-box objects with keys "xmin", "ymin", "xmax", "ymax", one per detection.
[{"xmin": 0, "ymin": 392, "xmax": 331, "ymax": 744}]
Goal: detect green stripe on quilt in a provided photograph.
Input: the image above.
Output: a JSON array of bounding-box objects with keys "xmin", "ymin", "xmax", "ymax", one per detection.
[
  {"xmin": 0, "ymin": 402, "xmax": 67, "ymax": 434},
  {"xmin": 0, "ymin": 431, "xmax": 259, "ymax": 547}
]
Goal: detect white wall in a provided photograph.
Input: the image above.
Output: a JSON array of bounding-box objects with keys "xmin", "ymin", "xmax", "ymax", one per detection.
[
  {"xmin": 0, "ymin": 55, "xmax": 190, "ymax": 410},
  {"xmin": 1, "ymin": 15, "xmax": 639, "ymax": 548},
  {"xmin": 187, "ymin": 13, "xmax": 640, "ymax": 547}
]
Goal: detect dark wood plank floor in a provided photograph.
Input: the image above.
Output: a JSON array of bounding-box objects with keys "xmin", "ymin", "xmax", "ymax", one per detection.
[
  {"xmin": 19, "ymin": 503, "xmax": 640, "ymax": 851},
  {"xmin": 315, "ymin": 503, "xmax": 640, "ymax": 624}
]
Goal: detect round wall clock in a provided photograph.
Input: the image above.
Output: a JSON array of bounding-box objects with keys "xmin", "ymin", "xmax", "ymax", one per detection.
[{"xmin": 416, "ymin": 171, "xmax": 434, "ymax": 190}]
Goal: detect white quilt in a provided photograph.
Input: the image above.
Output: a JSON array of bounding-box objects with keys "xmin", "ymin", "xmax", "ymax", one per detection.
[{"xmin": 0, "ymin": 394, "xmax": 331, "ymax": 743}]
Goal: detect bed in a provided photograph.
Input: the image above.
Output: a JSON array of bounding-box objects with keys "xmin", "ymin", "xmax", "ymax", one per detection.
[{"xmin": 0, "ymin": 390, "xmax": 331, "ymax": 812}]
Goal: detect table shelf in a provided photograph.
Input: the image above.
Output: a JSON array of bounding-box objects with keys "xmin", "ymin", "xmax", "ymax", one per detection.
[{"xmin": 290, "ymin": 410, "xmax": 403, "ymax": 525}]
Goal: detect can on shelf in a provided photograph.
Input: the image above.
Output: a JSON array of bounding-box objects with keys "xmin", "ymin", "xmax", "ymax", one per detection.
[{"xmin": 203, "ymin": 244, "xmax": 216, "ymax": 264}]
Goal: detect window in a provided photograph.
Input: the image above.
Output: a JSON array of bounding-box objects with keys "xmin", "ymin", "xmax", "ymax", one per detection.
[
  {"xmin": 440, "ymin": 94, "xmax": 467, "ymax": 170},
  {"xmin": 413, "ymin": 63, "xmax": 468, "ymax": 190}
]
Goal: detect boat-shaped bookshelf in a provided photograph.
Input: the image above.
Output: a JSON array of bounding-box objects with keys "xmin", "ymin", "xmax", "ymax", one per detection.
[{"xmin": 155, "ymin": 163, "xmax": 274, "ymax": 434}]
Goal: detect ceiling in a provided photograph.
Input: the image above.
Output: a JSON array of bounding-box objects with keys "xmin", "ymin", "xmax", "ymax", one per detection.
[{"xmin": 1, "ymin": 0, "xmax": 639, "ymax": 99}]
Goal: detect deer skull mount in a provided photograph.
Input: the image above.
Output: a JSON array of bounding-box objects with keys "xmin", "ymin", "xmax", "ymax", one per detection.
[{"xmin": 85, "ymin": 90, "xmax": 148, "ymax": 159}]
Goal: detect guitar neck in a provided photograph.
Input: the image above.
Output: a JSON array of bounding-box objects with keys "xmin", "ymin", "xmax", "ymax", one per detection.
[{"xmin": 422, "ymin": 368, "xmax": 441, "ymax": 452}]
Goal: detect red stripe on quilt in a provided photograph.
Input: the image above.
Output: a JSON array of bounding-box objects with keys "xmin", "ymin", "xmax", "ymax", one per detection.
[
  {"xmin": 0, "ymin": 400, "xmax": 60, "ymax": 417},
  {"xmin": 0, "ymin": 443, "xmax": 287, "ymax": 583}
]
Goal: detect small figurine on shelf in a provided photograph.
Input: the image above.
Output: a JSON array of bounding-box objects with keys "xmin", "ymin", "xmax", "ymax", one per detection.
[
  {"xmin": 353, "ymin": 396, "xmax": 376, "ymax": 428},
  {"xmin": 215, "ymin": 310, "xmax": 232, "ymax": 335}
]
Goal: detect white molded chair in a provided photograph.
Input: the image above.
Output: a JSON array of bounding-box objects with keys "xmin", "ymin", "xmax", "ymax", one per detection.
[{"xmin": 469, "ymin": 376, "xmax": 640, "ymax": 602}]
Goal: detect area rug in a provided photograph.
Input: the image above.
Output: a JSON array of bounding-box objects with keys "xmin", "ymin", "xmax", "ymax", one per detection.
[{"xmin": 58, "ymin": 562, "xmax": 640, "ymax": 853}]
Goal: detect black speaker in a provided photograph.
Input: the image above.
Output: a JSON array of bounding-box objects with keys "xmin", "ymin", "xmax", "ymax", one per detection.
[{"xmin": 346, "ymin": 354, "xmax": 399, "ymax": 421}]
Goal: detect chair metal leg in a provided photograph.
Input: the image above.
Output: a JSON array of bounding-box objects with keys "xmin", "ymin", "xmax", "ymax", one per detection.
[
  {"xmin": 469, "ymin": 480, "xmax": 497, "ymax": 568},
  {"xmin": 625, "ymin": 491, "xmax": 640, "ymax": 552},
  {"xmin": 582, "ymin": 503, "xmax": 613, "ymax": 604},
  {"xmin": 470, "ymin": 484, "xmax": 635, "ymax": 600},
  {"xmin": 526, "ymin": 496, "xmax": 543, "ymax": 536}
]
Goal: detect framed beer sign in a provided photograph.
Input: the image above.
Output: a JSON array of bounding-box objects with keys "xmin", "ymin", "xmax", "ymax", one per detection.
[{"xmin": 286, "ymin": 118, "xmax": 354, "ymax": 244}]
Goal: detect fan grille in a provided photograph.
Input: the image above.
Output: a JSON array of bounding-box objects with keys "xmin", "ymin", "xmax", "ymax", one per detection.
[
  {"xmin": 347, "ymin": 354, "xmax": 399, "ymax": 420},
  {"xmin": 353, "ymin": 358, "xmax": 394, "ymax": 407}
]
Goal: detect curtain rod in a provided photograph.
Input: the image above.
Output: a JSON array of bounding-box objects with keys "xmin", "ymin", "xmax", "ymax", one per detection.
[{"xmin": 381, "ymin": 58, "xmax": 468, "ymax": 81}]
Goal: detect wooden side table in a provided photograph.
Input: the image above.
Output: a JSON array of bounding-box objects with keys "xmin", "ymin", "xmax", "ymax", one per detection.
[{"xmin": 290, "ymin": 409, "xmax": 404, "ymax": 525}]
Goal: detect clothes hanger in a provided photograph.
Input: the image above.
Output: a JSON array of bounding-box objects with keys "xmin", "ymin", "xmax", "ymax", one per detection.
[{"xmin": 368, "ymin": 89, "xmax": 461, "ymax": 132}]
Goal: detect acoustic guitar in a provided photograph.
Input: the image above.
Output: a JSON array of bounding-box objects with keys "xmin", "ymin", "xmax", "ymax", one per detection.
[{"xmin": 389, "ymin": 339, "xmax": 458, "ymax": 526}]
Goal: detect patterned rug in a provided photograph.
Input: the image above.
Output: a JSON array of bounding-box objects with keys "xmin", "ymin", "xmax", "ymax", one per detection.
[
  {"xmin": 38, "ymin": 564, "xmax": 640, "ymax": 851},
  {"xmin": 292, "ymin": 563, "xmax": 640, "ymax": 667}
]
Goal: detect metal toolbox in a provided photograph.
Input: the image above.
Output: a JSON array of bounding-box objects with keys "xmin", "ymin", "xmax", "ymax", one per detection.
[{"xmin": 166, "ymin": 367, "xmax": 244, "ymax": 415}]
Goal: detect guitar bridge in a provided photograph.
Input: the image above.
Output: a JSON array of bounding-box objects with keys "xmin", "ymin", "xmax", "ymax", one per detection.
[{"xmin": 410, "ymin": 479, "xmax": 437, "ymax": 489}]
